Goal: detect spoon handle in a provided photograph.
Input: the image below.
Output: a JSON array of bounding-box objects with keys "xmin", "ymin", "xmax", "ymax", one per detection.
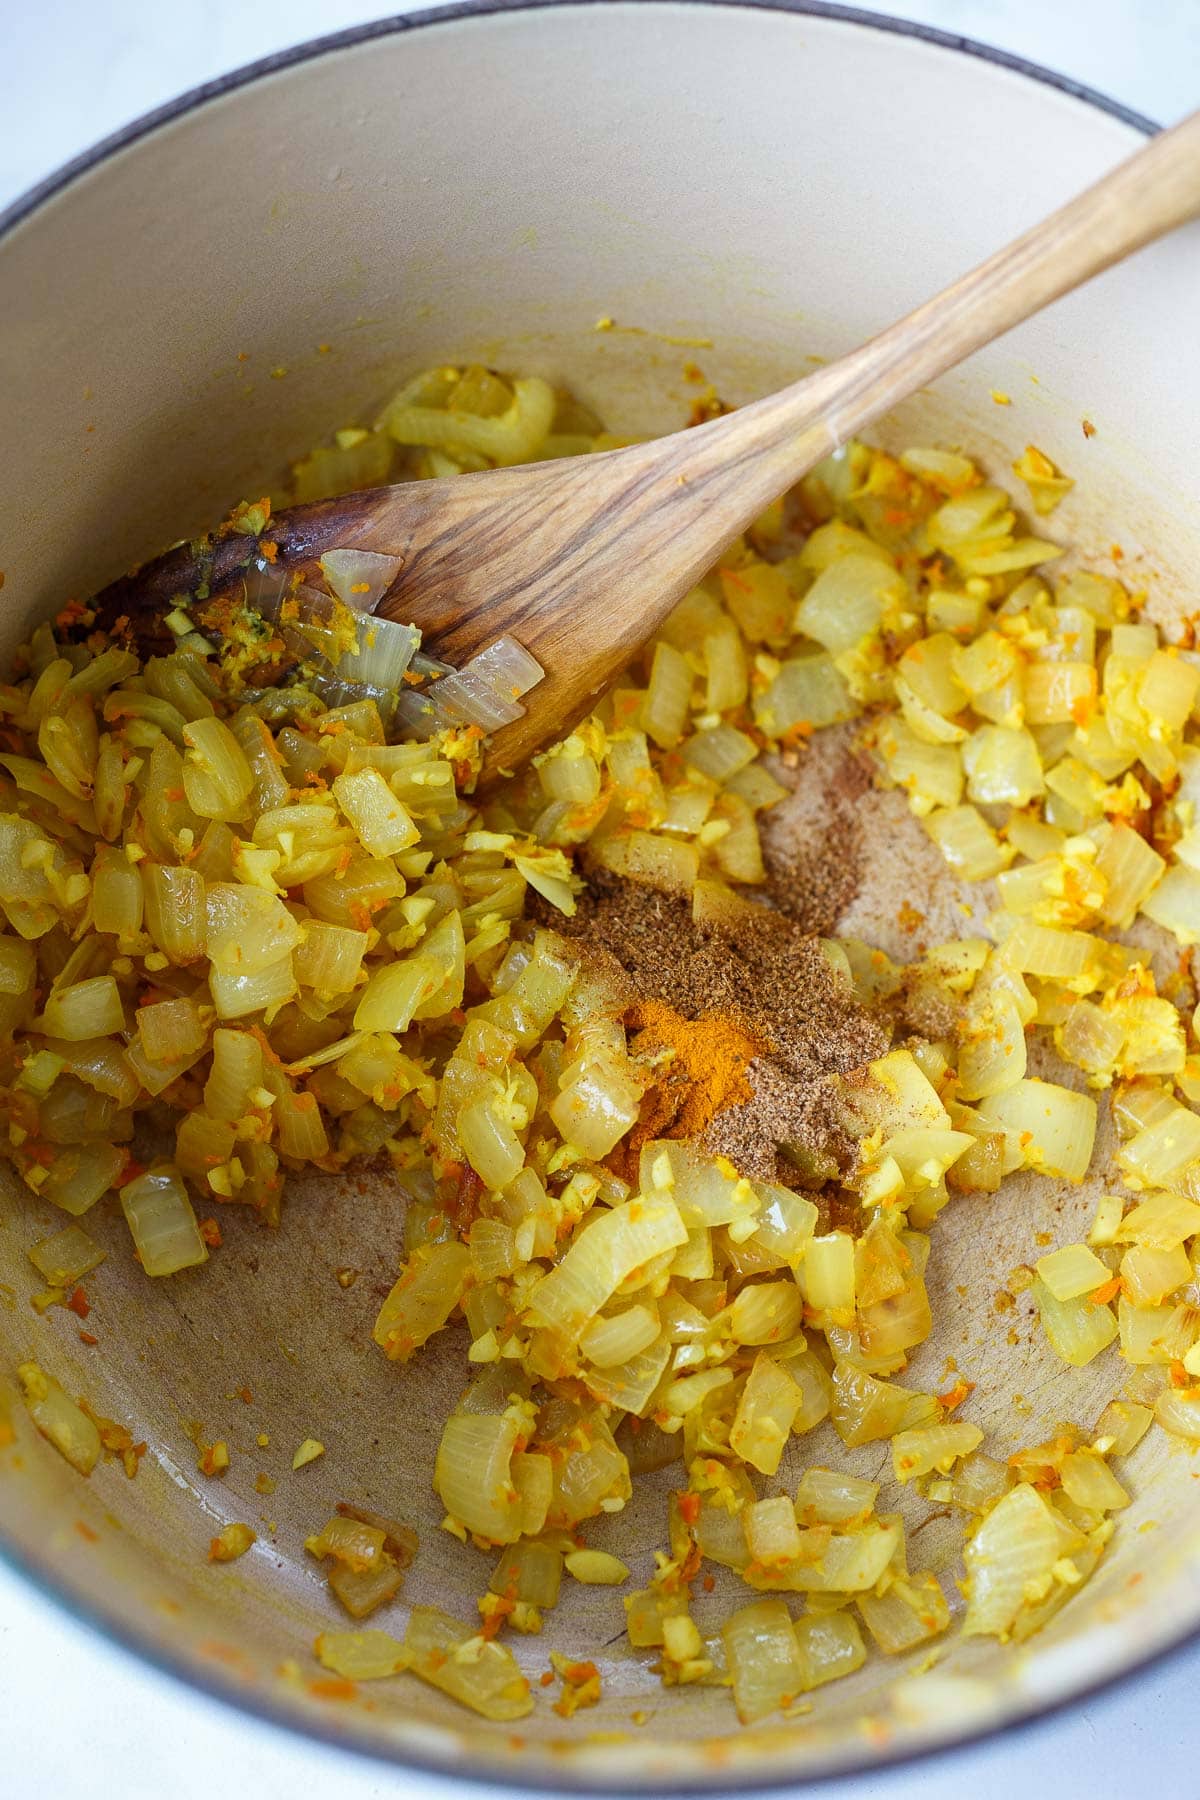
[
  {"xmin": 85, "ymin": 106, "xmax": 1200, "ymax": 789},
  {"xmin": 672, "ymin": 106, "xmax": 1200, "ymax": 517}
]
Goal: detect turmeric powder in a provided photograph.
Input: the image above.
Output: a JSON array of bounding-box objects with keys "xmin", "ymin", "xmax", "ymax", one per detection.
[
  {"xmin": 546, "ymin": 878, "xmax": 888, "ymax": 1183},
  {"xmin": 621, "ymin": 999, "xmax": 763, "ymax": 1172}
]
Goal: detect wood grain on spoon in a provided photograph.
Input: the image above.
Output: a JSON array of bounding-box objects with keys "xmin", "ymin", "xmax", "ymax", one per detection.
[{"xmin": 94, "ymin": 108, "xmax": 1200, "ymax": 778}]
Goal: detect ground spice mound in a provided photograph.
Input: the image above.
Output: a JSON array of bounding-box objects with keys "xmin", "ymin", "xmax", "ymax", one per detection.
[
  {"xmin": 620, "ymin": 999, "xmax": 763, "ymax": 1177},
  {"xmin": 759, "ymin": 729, "xmax": 874, "ymax": 936},
  {"xmin": 547, "ymin": 875, "xmax": 889, "ymax": 1185}
]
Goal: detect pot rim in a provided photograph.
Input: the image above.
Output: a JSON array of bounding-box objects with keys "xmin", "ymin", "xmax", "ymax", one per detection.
[
  {"xmin": 0, "ymin": 2, "xmax": 1183, "ymax": 1791},
  {"xmin": 0, "ymin": 0, "xmax": 1158, "ymax": 240}
]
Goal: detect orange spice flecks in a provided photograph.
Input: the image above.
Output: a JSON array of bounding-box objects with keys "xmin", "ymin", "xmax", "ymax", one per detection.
[
  {"xmin": 79, "ymin": 1399, "xmax": 147, "ymax": 1479},
  {"xmin": 937, "ymin": 1377, "xmax": 975, "ymax": 1413}
]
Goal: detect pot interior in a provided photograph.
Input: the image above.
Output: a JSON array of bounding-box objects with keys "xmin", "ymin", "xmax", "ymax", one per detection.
[{"xmin": 3, "ymin": 3, "xmax": 1200, "ymax": 1786}]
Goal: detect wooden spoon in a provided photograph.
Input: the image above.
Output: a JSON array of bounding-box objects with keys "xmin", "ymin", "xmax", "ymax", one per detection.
[{"xmin": 95, "ymin": 108, "xmax": 1200, "ymax": 777}]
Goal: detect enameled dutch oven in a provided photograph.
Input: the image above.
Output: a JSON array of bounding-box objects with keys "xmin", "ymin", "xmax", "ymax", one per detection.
[{"xmin": 2, "ymin": 3, "xmax": 1199, "ymax": 1787}]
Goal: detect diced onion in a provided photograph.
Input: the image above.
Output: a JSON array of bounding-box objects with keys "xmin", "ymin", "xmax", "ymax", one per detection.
[
  {"xmin": 795, "ymin": 1611, "xmax": 867, "ymax": 1686},
  {"xmin": 18, "ymin": 1361, "xmax": 101, "ymax": 1474},
  {"xmin": 976, "ymin": 1080, "xmax": 1097, "ymax": 1182},
  {"xmin": 795, "ymin": 1467, "xmax": 878, "ymax": 1525},
  {"xmin": 398, "ymin": 636, "xmax": 543, "ymax": 738},
  {"xmin": 337, "ymin": 614, "xmax": 421, "ymax": 692},
  {"xmin": 529, "ymin": 1196, "xmax": 686, "ymax": 1336},
  {"xmin": 581, "ymin": 1304, "xmax": 661, "ymax": 1368},
  {"xmin": 493, "ymin": 1540, "xmax": 564, "ymax": 1606},
  {"xmin": 435, "ymin": 1412, "xmax": 523, "ymax": 1543},
  {"xmin": 40, "ymin": 976, "xmax": 125, "ymax": 1042},
  {"xmin": 1032, "ymin": 1275, "xmax": 1118, "ymax": 1366},
  {"xmin": 315, "ymin": 1629, "xmax": 409, "ymax": 1680},
  {"xmin": 831, "ymin": 1362, "xmax": 938, "ymax": 1446},
  {"xmin": 373, "ymin": 1242, "xmax": 472, "ymax": 1361},
  {"xmin": 722, "ymin": 1598, "xmax": 808, "ymax": 1723},
  {"xmin": 1154, "ymin": 1387, "xmax": 1200, "ymax": 1442},
  {"xmin": 380, "ymin": 374, "xmax": 555, "ymax": 468},
  {"xmin": 320, "ymin": 549, "xmax": 404, "ymax": 613},
  {"xmin": 729, "ymin": 1353, "xmax": 803, "ymax": 1475},
  {"xmin": 963, "ymin": 1484, "xmax": 1060, "ymax": 1638},
  {"xmin": 333, "ymin": 768, "xmax": 420, "ymax": 857},
  {"xmin": 859, "ymin": 1571, "xmax": 950, "ymax": 1653},
  {"xmin": 41, "ymin": 1142, "xmax": 126, "ymax": 1216},
  {"xmin": 1059, "ymin": 1450, "xmax": 1130, "ymax": 1512},
  {"xmin": 892, "ymin": 1422, "xmax": 983, "ymax": 1482},
  {"xmin": 754, "ymin": 654, "xmax": 855, "ymax": 735},
  {"xmin": 28, "ymin": 1223, "xmax": 105, "ymax": 1286},
  {"xmin": 402, "ymin": 1606, "xmax": 533, "ymax": 1720},
  {"xmin": 120, "ymin": 1165, "xmax": 208, "ymax": 1277}
]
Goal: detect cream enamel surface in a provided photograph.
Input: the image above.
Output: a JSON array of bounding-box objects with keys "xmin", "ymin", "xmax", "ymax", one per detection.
[{"xmin": 3, "ymin": 1, "xmax": 1200, "ymax": 1792}]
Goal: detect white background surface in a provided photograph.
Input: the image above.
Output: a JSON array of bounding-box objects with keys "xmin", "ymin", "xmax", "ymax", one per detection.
[{"xmin": 2, "ymin": 2, "xmax": 1198, "ymax": 1796}]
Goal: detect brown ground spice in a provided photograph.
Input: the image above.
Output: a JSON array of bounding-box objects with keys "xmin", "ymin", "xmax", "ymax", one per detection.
[
  {"xmin": 759, "ymin": 732, "xmax": 873, "ymax": 936},
  {"xmin": 545, "ymin": 875, "xmax": 889, "ymax": 1186}
]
